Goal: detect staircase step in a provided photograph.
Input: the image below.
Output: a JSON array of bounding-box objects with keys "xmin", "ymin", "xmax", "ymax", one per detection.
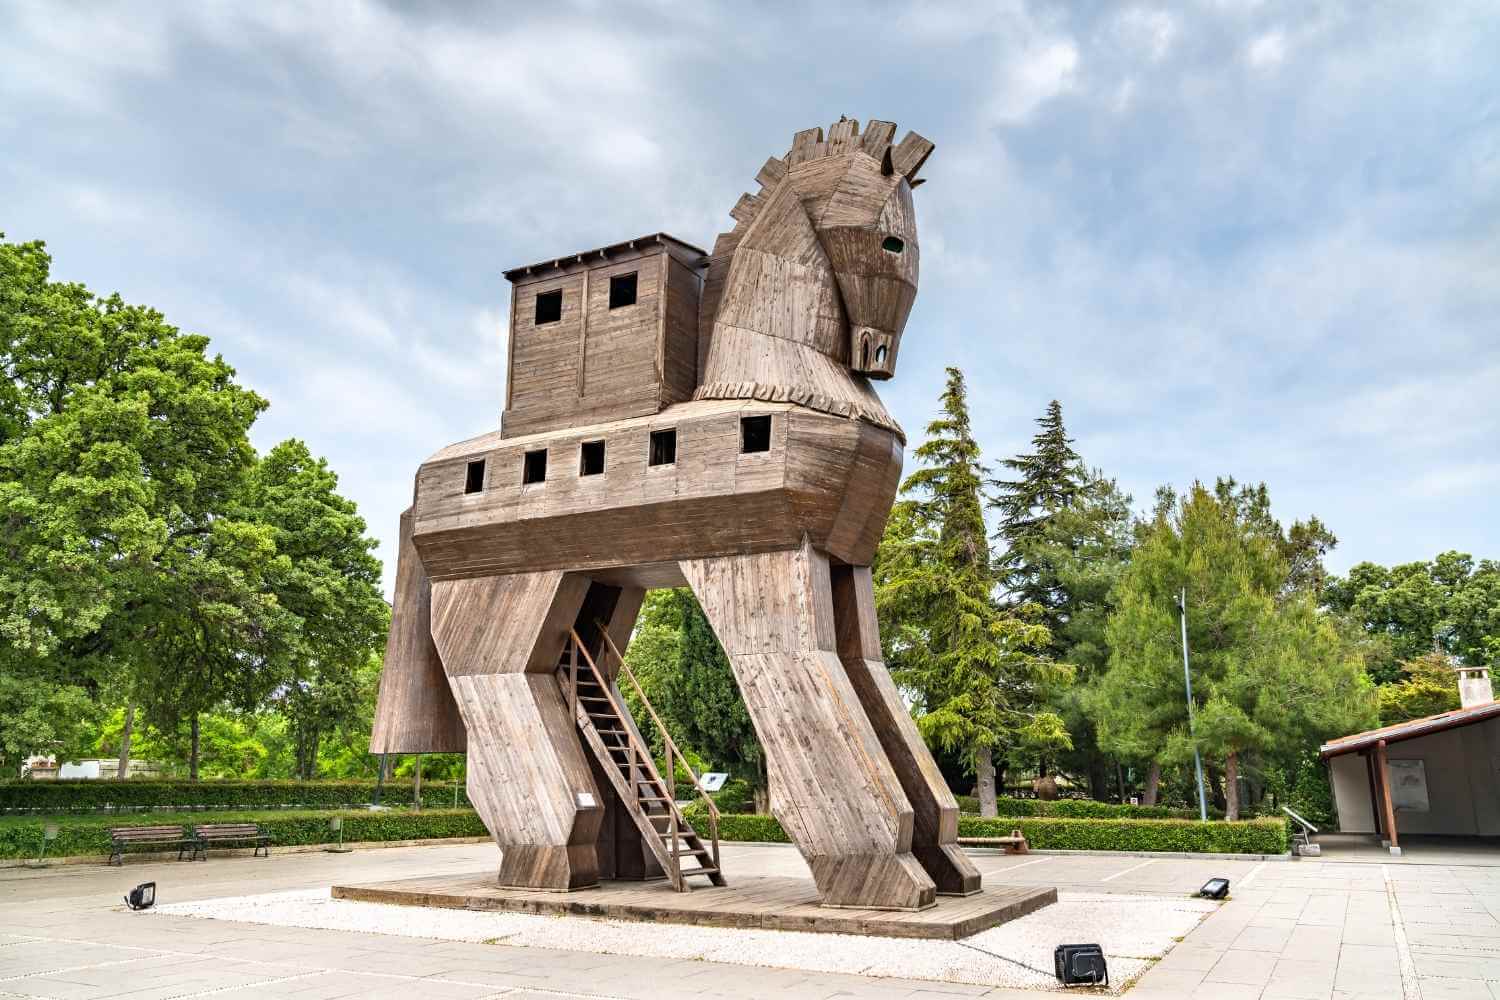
[{"xmin": 678, "ymin": 866, "xmax": 719, "ymax": 877}]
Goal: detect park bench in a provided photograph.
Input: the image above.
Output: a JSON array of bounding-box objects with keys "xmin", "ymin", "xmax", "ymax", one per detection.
[
  {"xmin": 957, "ymin": 829, "xmax": 1030, "ymax": 855},
  {"xmin": 191, "ymin": 822, "xmax": 271, "ymax": 860},
  {"xmin": 108, "ymin": 824, "xmax": 195, "ymax": 866}
]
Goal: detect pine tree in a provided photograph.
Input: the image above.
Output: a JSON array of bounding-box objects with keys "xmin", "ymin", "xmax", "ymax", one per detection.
[
  {"xmin": 1093, "ymin": 483, "xmax": 1376, "ymax": 819},
  {"xmin": 637, "ymin": 589, "xmax": 766, "ymax": 807},
  {"xmin": 875, "ymin": 368, "xmax": 1067, "ymax": 816},
  {"xmin": 990, "ymin": 400, "xmax": 1087, "ymax": 611}
]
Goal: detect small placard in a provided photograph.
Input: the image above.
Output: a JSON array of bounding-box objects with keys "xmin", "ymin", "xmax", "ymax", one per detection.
[
  {"xmin": 575, "ymin": 791, "xmax": 597, "ymax": 808},
  {"xmin": 698, "ymin": 772, "xmax": 729, "ymax": 792}
]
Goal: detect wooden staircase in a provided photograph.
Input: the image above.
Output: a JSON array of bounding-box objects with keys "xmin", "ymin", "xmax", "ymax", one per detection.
[{"xmin": 556, "ymin": 627, "xmax": 725, "ymax": 891}]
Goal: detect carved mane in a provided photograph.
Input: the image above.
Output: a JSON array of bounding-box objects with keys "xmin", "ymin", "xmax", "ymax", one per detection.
[{"xmin": 694, "ymin": 117, "xmax": 933, "ymax": 441}]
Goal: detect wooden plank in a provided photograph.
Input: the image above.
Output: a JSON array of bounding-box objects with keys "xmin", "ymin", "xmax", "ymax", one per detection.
[
  {"xmin": 370, "ymin": 508, "xmax": 466, "ymax": 753},
  {"xmin": 331, "ymin": 874, "xmax": 1054, "ymax": 941},
  {"xmin": 890, "ymin": 130, "xmax": 935, "ymax": 181},
  {"xmin": 1376, "ymin": 739, "xmax": 1400, "ymax": 849},
  {"xmin": 830, "ymin": 564, "xmax": 979, "ymax": 896},
  {"xmin": 680, "ymin": 541, "xmax": 936, "ymax": 910}
]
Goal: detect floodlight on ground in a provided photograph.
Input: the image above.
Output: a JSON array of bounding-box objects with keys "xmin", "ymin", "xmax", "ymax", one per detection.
[
  {"xmin": 124, "ymin": 882, "xmax": 156, "ymax": 911},
  {"xmin": 325, "ymin": 815, "xmax": 352, "ymax": 854},
  {"xmin": 1198, "ymin": 877, "xmax": 1230, "ymax": 899},
  {"xmin": 1054, "ymin": 943, "xmax": 1109, "ymax": 987}
]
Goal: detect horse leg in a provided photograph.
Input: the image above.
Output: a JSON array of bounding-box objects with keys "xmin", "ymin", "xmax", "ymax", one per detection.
[
  {"xmin": 830, "ymin": 565, "xmax": 982, "ymax": 895},
  {"xmin": 370, "ymin": 507, "xmax": 465, "ymax": 754},
  {"xmin": 429, "ymin": 570, "xmax": 604, "ymax": 890},
  {"xmin": 681, "ymin": 541, "xmax": 935, "ymax": 909}
]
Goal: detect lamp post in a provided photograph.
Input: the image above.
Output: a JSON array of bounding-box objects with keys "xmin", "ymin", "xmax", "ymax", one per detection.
[{"xmin": 1179, "ymin": 587, "xmax": 1209, "ymax": 823}]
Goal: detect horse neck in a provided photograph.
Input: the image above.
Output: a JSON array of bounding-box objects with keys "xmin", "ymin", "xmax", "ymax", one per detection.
[
  {"xmin": 700, "ymin": 181, "xmax": 847, "ymax": 387},
  {"xmin": 695, "ymin": 182, "xmax": 901, "ymax": 438}
]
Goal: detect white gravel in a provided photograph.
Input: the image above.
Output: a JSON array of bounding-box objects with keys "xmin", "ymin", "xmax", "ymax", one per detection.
[{"xmin": 152, "ymin": 888, "xmax": 1215, "ymax": 993}]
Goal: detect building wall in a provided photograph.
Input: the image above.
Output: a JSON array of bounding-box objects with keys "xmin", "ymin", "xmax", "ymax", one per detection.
[
  {"xmin": 502, "ymin": 245, "xmax": 702, "ymax": 440},
  {"xmin": 1330, "ymin": 754, "xmax": 1375, "ymax": 833},
  {"xmin": 1331, "ymin": 717, "xmax": 1500, "ymax": 836},
  {"xmin": 1464, "ymin": 717, "xmax": 1500, "ymax": 835}
]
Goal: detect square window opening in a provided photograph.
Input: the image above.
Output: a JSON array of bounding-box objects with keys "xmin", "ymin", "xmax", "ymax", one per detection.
[
  {"xmin": 464, "ymin": 459, "xmax": 486, "ymax": 495},
  {"xmin": 534, "ymin": 289, "xmax": 562, "ymax": 325},
  {"xmin": 608, "ymin": 272, "xmax": 637, "ymax": 309},
  {"xmin": 740, "ymin": 415, "xmax": 772, "ymax": 454},
  {"xmin": 649, "ymin": 428, "xmax": 677, "ymax": 467},
  {"xmin": 580, "ymin": 440, "xmax": 606, "ymax": 476},
  {"xmin": 522, "ymin": 449, "xmax": 548, "ymax": 484}
]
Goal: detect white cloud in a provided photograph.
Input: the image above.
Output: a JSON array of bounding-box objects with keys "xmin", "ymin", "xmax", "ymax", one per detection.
[
  {"xmin": 992, "ymin": 38, "xmax": 1081, "ymax": 124},
  {"xmin": 1115, "ymin": 8, "xmax": 1178, "ymax": 63},
  {"xmin": 5, "ymin": 0, "xmax": 1497, "ymax": 589},
  {"xmin": 1247, "ymin": 29, "xmax": 1288, "ymax": 68}
]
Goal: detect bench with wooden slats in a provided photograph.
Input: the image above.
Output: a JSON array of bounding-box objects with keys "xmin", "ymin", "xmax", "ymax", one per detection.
[
  {"xmin": 107, "ymin": 824, "xmax": 195, "ymax": 866},
  {"xmin": 957, "ymin": 829, "xmax": 1030, "ymax": 855},
  {"xmin": 191, "ymin": 822, "xmax": 271, "ymax": 860}
]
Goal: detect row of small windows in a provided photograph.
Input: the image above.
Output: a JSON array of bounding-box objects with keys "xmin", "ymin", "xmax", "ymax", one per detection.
[
  {"xmin": 532, "ymin": 272, "xmax": 638, "ymax": 326},
  {"xmin": 461, "ymin": 416, "xmax": 773, "ymax": 494}
]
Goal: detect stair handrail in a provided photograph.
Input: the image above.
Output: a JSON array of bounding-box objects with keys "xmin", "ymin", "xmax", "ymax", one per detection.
[
  {"xmin": 564, "ymin": 628, "xmax": 689, "ymax": 890},
  {"xmin": 595, "ymin": 626, "xmax": 721, "ymax": 873}
]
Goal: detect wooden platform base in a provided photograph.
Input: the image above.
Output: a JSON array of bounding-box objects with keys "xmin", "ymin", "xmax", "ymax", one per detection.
[{"xmin": 330, "ymin": 873, "xmax": 1056, "ymax": 940}]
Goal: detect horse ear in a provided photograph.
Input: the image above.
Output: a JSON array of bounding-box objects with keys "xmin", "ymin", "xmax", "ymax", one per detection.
[{"xmin": 881, "ymin": 146, "xmax": 895, "ymax": 176}]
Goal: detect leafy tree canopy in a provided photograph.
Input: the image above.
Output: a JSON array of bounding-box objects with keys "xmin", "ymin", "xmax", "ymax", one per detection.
[
  {"xmin": 877, "ymin": 368, "xmax": 1066, "ymax": 816},
  {"xmin": 1325, "ymin": 551, "xmax": 1500, "ymax": 679},
  {"xmin": 0, "ymin": 234, "xmax": 386, "ymax": 778},
  {"xmin": 1095, "ymin": 481, "xmax": 1376, "ymax": 818}
]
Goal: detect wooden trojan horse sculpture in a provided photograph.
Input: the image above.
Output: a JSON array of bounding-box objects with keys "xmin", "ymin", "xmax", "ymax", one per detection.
[{"xmin": 371, "ymin": 117, "xmax": 981, "ymax": 910}]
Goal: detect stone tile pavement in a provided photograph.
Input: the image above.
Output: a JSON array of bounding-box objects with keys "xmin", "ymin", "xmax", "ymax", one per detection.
[{"xmin": 2, "ymin": 839, "xmax": 1495, "ymax": 997}]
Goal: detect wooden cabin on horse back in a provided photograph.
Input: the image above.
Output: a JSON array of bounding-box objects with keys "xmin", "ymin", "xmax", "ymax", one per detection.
[{"xmin": 370, "ymin": 116, "xmax": 978, "ymax": 911}]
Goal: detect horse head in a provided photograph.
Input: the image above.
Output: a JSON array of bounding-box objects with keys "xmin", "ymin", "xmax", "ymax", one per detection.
[
  {"xmin": 779, "ymin": 119, "xmax": 933, "ymax": 379},
  {"xmin": 699, "ymin": 118, "xmax": 935, "ymax": 429}
]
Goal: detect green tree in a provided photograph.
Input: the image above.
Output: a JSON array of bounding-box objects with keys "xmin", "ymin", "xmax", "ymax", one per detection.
[
  {"xmin": 1018, "ymin": 471, "xmax": 1135, "ymax": 798},
  {"xmin": 626, "ymin": 589, "xmax": 767, "ymax": 808},
  {"xmin": 989, "ymin": 399, "xmax": 1086, "ymax": 613},
  {"xmin": 1, "ymin": 235, "xmax": 266, "ymax": 775},
  {"xmin": 1325, "ymin": 552, "xmax": 1500, "ymax": 679},
  {"xmin": 877, "ymin": 368, "xmax": 1065, "ymax": 816},
  {"xmin": 1376, "ymin": 651, "xmax": 1461, "ymax": 725},
  {"xmin": 0, "ymin": 234, "xmax": 386, "ymax": 779},
  {"xmin": 1095, "ymin": 483, "xmax": 1376, "ymax": 819},
  {"xmin": 241, "ymin": 440, "xmax": 389, "ymax": 779}
]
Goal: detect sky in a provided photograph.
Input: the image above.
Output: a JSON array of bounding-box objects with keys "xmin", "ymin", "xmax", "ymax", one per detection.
[{"xmin": 3, "ymin": 1, "xmax": 1497, "ymax": 595}]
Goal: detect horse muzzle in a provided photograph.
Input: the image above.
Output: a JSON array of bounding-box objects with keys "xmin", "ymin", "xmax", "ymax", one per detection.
[{"xmin": 851, "ymin": 326, "xmax": 899, "ymax": 379}]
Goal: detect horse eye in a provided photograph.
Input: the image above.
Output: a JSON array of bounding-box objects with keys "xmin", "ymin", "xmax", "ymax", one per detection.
[{"xmin": 881, "ymin": 236, "xmax": 905, "ymax": 254}]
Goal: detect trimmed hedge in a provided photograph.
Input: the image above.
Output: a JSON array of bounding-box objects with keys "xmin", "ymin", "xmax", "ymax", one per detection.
[
  {"xmin": 959, "ymin": 815, "xmax": 1287, "ymax": 855},
  {"xmin": 682, "ymin": 802, "xmax": 1286, "ymax": 855},
  {"xmin": 682, "ymin": 808, "xmax": 791, "ymax": 843},
  {"xmin": 954, "ymin": 795, "xmax": 1207, "ymax": 821},
  {"xmin": 0, "ymin": 807, "xmax": 487, "ymax": 860},
  {"xmin": 0, "ymin": 780, "xmax": 470, "ymax": 815}
]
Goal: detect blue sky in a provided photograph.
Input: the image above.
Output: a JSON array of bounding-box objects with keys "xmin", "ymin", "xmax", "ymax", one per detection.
[{"xmin": 3, "ymin": 1, "xmax": 1496, "ymax": 593}]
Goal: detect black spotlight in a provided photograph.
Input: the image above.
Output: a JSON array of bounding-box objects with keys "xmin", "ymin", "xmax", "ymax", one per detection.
[
  {"xmin": 124, "ymin": 882, "xmax": 156, "ymax": 911},
  {"xmin": 1198, "ymin": 877, "xmax": 1230, "ymax": 900},
  {"xmin": 1054, "ymin": 943, "xmax": 1109, "ymax": 987}
]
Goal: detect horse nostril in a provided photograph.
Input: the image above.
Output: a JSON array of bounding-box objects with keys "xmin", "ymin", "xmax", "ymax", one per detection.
[
  {"xmin": 875, "ymin": 345, "xmax": 888, "ymax": 364},
  {"xmin": 861, "ymin": 337, "xmax": 871, "ymax": 369},
  {"xmin": 882, "ymin": 236, "xmax": 904, "ymax": 254}
]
